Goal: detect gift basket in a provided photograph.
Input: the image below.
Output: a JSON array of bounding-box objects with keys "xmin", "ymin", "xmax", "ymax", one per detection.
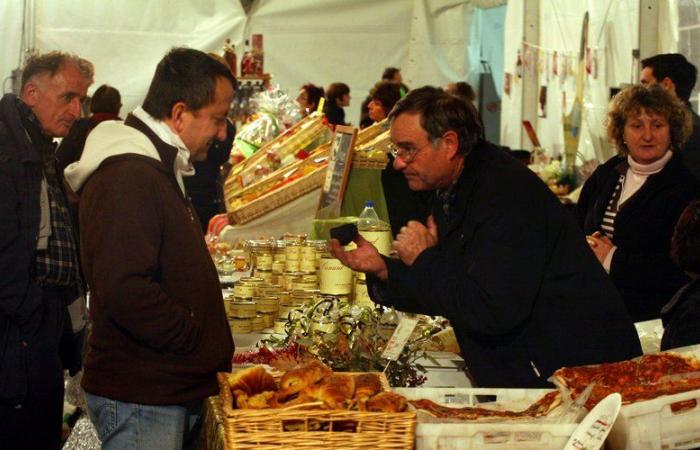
[{"xmin": 229, "ymin": 87, "xmax": 302, "ymax": 164}]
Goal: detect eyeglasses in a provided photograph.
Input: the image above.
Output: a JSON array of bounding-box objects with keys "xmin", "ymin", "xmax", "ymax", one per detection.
[{"xmin": 389, "ymin": 137, "xmax": 441, "ymax": 163}]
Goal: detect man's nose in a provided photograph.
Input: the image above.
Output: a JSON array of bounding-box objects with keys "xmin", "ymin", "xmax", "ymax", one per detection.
[
  {"xmin": 393, "ymin": 154, "xmax": 407, "ymax": 171},
  {"xmin": 69, "ymin": 98, "xmax": 82, "ymax": 118}
]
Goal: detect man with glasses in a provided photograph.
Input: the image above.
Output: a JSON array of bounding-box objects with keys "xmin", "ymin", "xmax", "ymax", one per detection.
[{"xmin": 331, "ymin": 86, "xmax": 642, "ymax": 388}]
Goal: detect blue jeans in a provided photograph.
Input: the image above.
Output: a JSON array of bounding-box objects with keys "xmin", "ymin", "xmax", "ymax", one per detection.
[{"xmin": 85, "ymin": 392, "xmax": 202, "ymax": 450}]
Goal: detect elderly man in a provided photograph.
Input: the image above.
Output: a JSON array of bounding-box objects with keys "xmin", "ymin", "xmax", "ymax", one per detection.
[
  {"xmin": 641, "ymin": 53, "xmax": 700, "ymax": 179},
  {"xmin": 331, "ymin": 86, "xmax": 642, "ymax": 388},
  {"xmin": 64, "ymin": 48, "xmax": 235, "ymax": 449},
  {"xmin": 0, "ymin": 52, "xmax": 93, "ymax": 449}
]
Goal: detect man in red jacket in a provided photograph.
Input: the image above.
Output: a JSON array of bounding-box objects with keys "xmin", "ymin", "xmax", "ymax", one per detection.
[{"xmin": 64, "ymin": 48, "xmax": 235, "ymax": 450}]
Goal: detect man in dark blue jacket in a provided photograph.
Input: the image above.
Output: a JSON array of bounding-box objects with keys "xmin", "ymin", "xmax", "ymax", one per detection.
[
  {"xmin": 0, "ymin": 52, "xmax": 92, "ymax": 449},
  {"xmin": 330, "ymin": 86, "xmax": 642, "ymax": 388}
]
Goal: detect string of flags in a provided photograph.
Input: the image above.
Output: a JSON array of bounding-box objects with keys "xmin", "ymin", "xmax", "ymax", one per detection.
[{"xmin": 514, "ymin": 42, "xmax": 600, "ymax": 82}]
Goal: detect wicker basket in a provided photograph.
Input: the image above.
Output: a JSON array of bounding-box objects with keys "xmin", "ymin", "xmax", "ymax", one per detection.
[
  {"xmin": 217, "ymin": 372, "xmax": 416, "ymax": 450},
  {"xmin": 227, "ymin": 166, "xmax": 326, "ymax": 225}
]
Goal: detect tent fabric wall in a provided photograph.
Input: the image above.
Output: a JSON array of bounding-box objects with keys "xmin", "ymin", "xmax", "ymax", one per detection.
[
  {"xmin": 2, "ymin": 0, "xmax": 478, "ymax": 126},
  {"xmin": 0, "ymin": 0, "xmax": 25, "ymax": 95},
  {"xmin": 32, "ymin": 0, "xmax": 247, "ymax": 113},
  {"xmin": 246, "ymin": 0, "xmax": 413, "ymax": 125},
  {"xmin": 500, "ymin": 0, "xmax": 678, "ymax": 163}
]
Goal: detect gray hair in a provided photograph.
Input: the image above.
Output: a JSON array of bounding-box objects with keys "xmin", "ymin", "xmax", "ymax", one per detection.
[{"xmin": 21, "ymin": 51, "xmax": 94, "ymax": 90}]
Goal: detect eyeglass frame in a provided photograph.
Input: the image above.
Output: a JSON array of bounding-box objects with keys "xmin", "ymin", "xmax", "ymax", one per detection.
[{"xmin": 389, "ymin": 136, "xmax": 443, "ymax": 163}]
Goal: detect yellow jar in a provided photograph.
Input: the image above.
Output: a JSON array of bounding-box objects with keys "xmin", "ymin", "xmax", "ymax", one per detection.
[
  {"xmin": 276, "ymin": 291, "xmax": 291, "ymax": 304},
  {"xmin": 255, "ymin": 252, "xmax": 273, "ymax": 271},
  {"xmin": 230, "ymin": 300, "xmax": 256, "ymax": 318},
  {"xmin": 301, "ymin": 244, "xmax": 316, "ymax": 260},
  {"xmin": 290, "ymin": 290, "xmax": 315, "ymax": 305},
  {"xmin": 233, "ymin": 283, "xmax": 255, "ymax": 298},
  {"xmin": 354, "ymin": 279, "xmax": 374, "ymax": 307},
  {"xmin": 290, "ymin": 280, "xmax": 318, "ymax": 291},
  {"xmin": 260, "ymin": 312, "xmax": 275, "ymax": 328},
  {"xmin": 285, "ymin": 244, "xmax": 301, "ymax": 261},
  {"xmin": 299, "ymin": 258, "xmax": 317, "ymax": 273},
  {"xmin": 273, "ymin": 318, "xmax": 288, "ymax": 335},
  {"xmin": 277, "ymin": 303, "xmax": 298, "ymax": 319},
  {"xmin": 256, "ymin": 296, "xmax": 279, "ymax": 313},
  {"xmin": 251, "ymin": 315, "xmax": 265, "ymax": 331},
  {"xmin": 284, "ymin": 259, "xmax": 300, "ymax": 272},
  {"xmin": 254, "ymin": 268, "xmax": 273, "ymax": 284},
  {"xmin": 319, "ymin": 255, "xmax": 353, "ymax": 295},
  {"xmin": 272, "ymin": 260, "xmax": 285, "ymax": 274},
  {"xmin": 229, "ymin": 317, "xmax": 253, "ymax": 334}
]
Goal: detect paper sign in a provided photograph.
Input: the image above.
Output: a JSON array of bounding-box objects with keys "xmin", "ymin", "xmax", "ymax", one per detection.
[{"xmin": 381, "ymin": 317, "xmax": 419, "ymax": 361}]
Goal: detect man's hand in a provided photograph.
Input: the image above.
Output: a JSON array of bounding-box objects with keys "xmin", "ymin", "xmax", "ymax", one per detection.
[
  {"xmin": 328, "ymin": 235, "xmax": 388, "ymax": 281},
  {"xmin": 586, "ymin": 231, "xmax": 613, "ymax": 264},
  {"xmin": 394, "ymin": 216, "xmax": 438, "ymax": 265}
]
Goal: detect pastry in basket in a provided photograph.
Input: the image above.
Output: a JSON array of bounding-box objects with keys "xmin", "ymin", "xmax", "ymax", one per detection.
[
  {"xmin": 226, "ymin": 366, "xmax": 277, "ymax": 395},
  {"xmin": 235, "ymin": 390, "xmax": 277, "ymax": 409},
  {"xmin": 226, "ymin": 366, "xmax": 277, "ymax": 408},
  {"xmin": 276, "ymin": 361, "xmax": 332, "ymax": 402},
  {"xmin": 301, "ymin": 373, "xmax": 356, "ymax": 409},
  {"xmin": 353, "ymin": 373, "xmax": 384, "ymax": 410},
  {"xmin": 366, "ymin": 391, "xmax": 408, "ymax": 413}
]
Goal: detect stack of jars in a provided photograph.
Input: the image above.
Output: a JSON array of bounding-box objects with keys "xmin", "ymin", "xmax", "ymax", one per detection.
[{"xmin": 229, "ymin": 235, "xmax": 379, "ymax": 336}]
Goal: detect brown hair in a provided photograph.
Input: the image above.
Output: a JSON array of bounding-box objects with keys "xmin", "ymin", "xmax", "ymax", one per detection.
[
  {"xmin": 90, "ymin": 84, "xmax": 121, "ymax": 114},
  {"xmin": 606, "ymin": 84, "xmax": 692, "ymax": 154},
  {"xmin": 325, "ymin": 82, "xmax": 350, "ymax": 103}
]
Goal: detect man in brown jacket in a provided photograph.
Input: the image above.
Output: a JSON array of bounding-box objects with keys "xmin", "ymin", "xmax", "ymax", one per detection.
[{"xmin": 64, "ymin": 48, "xmax": 235, "ymax": 449}]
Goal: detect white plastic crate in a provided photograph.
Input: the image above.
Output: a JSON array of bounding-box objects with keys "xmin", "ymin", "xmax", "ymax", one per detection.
[
  {"xmin": 395, "ymin": 387, "xmax": 578, "ymax": 450},
  {"xmin": 607, "ymin": 386, "xmax": 700, "ymax": 450},
  {"xmin": 605, "ymin": 344, "xmax": 700, "ymax": 450}
]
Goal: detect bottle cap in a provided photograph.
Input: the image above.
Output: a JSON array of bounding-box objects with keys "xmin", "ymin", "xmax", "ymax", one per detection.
[{"xmin": 364, "ymin": 200, "xmax": 375, "ymax": 208}]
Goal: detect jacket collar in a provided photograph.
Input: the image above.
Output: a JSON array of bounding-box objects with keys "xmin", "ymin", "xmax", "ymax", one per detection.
[
  {"xmin": 124, "ymin": 113, "xmax": 178, "ymax": 176},
  {"xmin": 435, "ymin": 140, "xmax": 483, "ymax": 237},
  {"xmin": 0, "ymin": 94, "xmax": 42, "ymax": 164}
]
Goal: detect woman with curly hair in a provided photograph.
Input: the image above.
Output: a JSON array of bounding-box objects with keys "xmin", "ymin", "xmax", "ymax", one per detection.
[{"xmin": 578, "ymin": 84, "xmax": 700, "ymax": 321}]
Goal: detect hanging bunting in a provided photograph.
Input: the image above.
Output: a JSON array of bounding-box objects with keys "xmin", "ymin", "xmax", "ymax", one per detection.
[
  {"xmin": 593, "ymin": 48, "xmax": 599, "ymax": 80},
  {"xmin": 561, "ymin": 53, "xmax": 568, "ymax": 83},
  {"xmin": 585, "ymin": 47, "xmax": 592, "ymax": 74},
  {"xmin": 553, "ymin": 51, "xmax": 559, "ymax": 76},
  {"xmin": 516, "ymin": 49, "xmax": 523, "ymax": 78}
]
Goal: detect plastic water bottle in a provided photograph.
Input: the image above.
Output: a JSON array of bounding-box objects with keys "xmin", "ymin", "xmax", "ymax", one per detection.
[{"xmin": 357, "ymin": 201, "xmax": 392, "ymax": 256}]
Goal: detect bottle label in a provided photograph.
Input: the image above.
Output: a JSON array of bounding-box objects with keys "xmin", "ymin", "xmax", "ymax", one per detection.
[{"xmin": 359, "ymin": 229, "xmax": 392, "ymax": 256}]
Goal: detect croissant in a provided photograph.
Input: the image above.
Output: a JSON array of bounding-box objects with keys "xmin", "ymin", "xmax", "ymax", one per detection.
[
  {"xmin": 353, "ymin": 373, "xmax": 383, "ymax": 410},
  {"xmin": 227, "ymin": 366, "xmax": 277, "ymax": 396},
  {"xmin": 277, "ymin": 361, "xmax": 332, "ymax": 401},
  {"xmin": 302, "ymin": 373, "xmax": 356, "ymax": 409},
  {"xmin": 236, "ymin": 390, "xmax": 277, "ymax": 409},
  {"xmin": 365, "ymin": 391, "xmax": 408, "ymax": 413}
]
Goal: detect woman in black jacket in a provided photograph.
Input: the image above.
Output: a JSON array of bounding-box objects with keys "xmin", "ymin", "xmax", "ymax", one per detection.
[{"xmin": 579, "ymin": 85, "xmax": 700, "ymax": 322}]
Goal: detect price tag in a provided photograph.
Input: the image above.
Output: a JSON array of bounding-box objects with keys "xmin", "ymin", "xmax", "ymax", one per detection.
[{"xmin": 381, "ymin": 317, "xmax": 419, "ymax": 361}]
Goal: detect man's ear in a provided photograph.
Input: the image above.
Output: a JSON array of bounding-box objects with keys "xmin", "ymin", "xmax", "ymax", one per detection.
[
  {"xmin": 169, "ymin": 102, "xmax": 188, "ymax": 133},
  {"xmin": 21, "ymin": 80, "xmax": 41, "ymax": 107},
  {"xmin": 443, "ymin": 130, "xmax": 460, "ymax": 159},
  {"xmin": 661, "ymin": 77, "xmax": 677, "ymax": 95}
]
